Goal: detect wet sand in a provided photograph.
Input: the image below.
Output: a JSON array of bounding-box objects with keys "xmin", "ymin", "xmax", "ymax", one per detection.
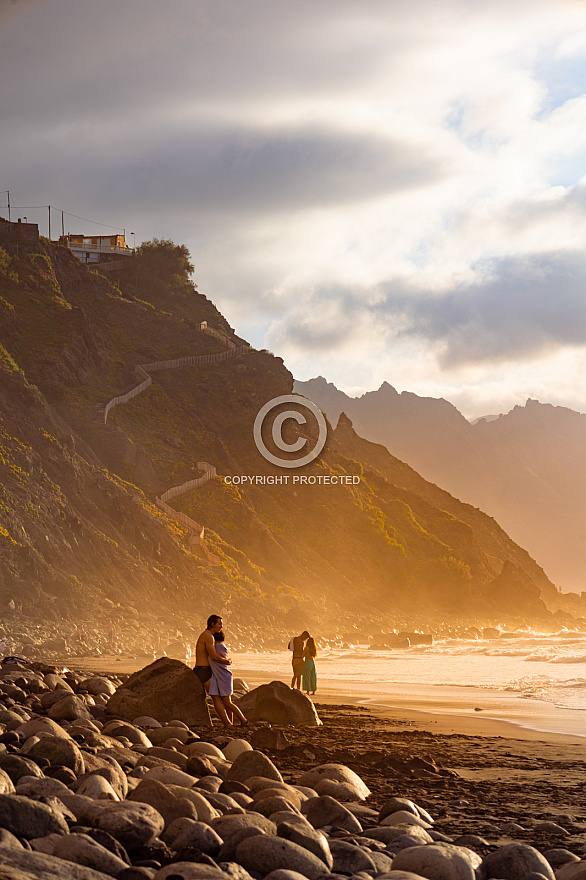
[{"xmin": 53, "ymin": 652, "xmax": 586, "ymax": 846}]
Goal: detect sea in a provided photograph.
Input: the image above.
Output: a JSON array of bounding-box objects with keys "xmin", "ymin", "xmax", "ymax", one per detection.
[{"xmin": 230, "ymin": 631, "xmax": 586, "ymax": 740}]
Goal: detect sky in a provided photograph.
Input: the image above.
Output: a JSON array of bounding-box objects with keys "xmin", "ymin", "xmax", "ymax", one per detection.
[{"xmin": 2, "ymin": 0, "xmax": 586, "ymax": 418}]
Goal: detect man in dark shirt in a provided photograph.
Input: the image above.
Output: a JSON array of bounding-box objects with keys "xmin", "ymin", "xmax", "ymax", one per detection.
[{"xmin": 289, "ymin": 630, "xmax": 309, "ymax": 689}]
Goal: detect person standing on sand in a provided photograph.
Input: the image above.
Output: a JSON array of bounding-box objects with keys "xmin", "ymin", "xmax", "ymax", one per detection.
[
  {"xmin": 302, "ymin": 635, "xmax": 318, "ymax": 695},
  {"xmin": 209, "ymin": 630, "xmax": 247, "ymax": 728},
  {"xmin": 289, "ymin": 630, "xmax": 309, "ymax": 689}
]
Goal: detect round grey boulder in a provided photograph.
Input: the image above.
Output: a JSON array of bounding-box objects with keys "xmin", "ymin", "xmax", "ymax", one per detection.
[
  {"xmin": 25, "ymin": 735, "xmax": 85, "ymax": 775},
  {"xmin": 236, "ymin": 834, "xmax": 329, "ymax": 879},
  {"xmin": 227, "ymin": 750, "xmax": 283, "ymax": 784},
  {"xmin": 393, "ymin": 843, "xmax": 479, "ymax": 880},
  {"xmin": 544, "ymin": 850, "xmax": 581, "ymax": 869},
  {"xmin": 0, "ymin": 793, "xmax": 69, "ymax": 839},
  {"xmin": 329, "ymin": 839, "xmax": 377, "ymax": 874},
  {"xmin": 53, "ymin": 832, "xmax": 130, "ymax": 875},
  {"xmin": 479, "ymin": 844, "xmax": 556, "ymax": 880},
  {"xmin": 553, "ymin": 861, "xmax": 586, "ymax": 880},
  {"xmin": 212, "ymin": 812, "xmax": 277, "ymax": 841},
  {"xmin": 298, "ymin": 763, "xmax": 370, "ymax": 801},
  {"xmin": 172, "ymin": 820, "xmax": 224, "ymax": 854},
  {"xmin": 264, "ymin": 872, "xmax": 313, "ymax": 880},
  {"xmin": 277, "ymin": 819, "xmax": 333, "ymax": 869},
  {"xmin": 303, "ymin": 795, "xmax": 362, "ymax": 833}
]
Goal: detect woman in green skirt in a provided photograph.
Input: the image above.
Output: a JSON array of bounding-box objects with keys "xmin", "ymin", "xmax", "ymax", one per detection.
[{"xmin": 302, "ymin": 635, "xmax": 317, "ymax": 695}]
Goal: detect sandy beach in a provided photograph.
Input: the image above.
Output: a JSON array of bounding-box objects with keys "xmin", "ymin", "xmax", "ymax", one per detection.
[{"xmin": 59, "ymin": 651, "xmax": 586, "ymax": 855}]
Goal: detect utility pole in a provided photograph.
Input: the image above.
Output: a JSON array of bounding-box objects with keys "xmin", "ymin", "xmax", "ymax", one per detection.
[
  {"xmin": 61, "ymin": 211, "xmax": 64, "ymax": 237},
  {"xmin": 48, "ymin": 205, "xmax": 51, "ymax": 240}
]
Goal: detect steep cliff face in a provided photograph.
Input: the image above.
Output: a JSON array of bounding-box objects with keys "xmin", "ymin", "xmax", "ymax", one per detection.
[
  {"xmin": 296, "ymin": 377, "xmax": 586, "ymax": 593},
  {"xmin": 0, "ymin": 237, "xmax": 565, "ymax": 633}
]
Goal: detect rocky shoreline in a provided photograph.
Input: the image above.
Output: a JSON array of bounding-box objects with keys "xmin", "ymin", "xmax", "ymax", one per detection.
[{"xmin": 0, "ymin": 656, "xmax": 585, "ymax": 880}]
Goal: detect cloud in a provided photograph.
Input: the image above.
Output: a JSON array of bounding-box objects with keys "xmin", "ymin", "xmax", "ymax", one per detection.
[
  {"xmin": 267, "ymin": 249, "xmax": 586, "ymax": 366},
  {"xmin": 3, "ymin": 0, "xmax": 586, "ymax": 414}
]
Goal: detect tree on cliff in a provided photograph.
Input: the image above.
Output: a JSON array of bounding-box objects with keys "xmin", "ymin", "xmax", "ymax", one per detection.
[{"xmin": 125, "ymin": 238, "xmax": 196, "ymax": 301}]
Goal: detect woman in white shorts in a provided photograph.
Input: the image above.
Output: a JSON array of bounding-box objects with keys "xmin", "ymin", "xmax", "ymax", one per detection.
[{"xmin": 209, "ymin": 631, "xmax": 247, "ymax": 727}]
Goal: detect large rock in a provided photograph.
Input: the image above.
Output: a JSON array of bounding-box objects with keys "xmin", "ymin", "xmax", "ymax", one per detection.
[
  {"xmin": 48, "ymin": 694, "xmax": 92, "ymax": 722},
  {"xmin": 128, "ymin": 777, "xmax": 198, "ymax": 827},
  {"xmin": 236, "ymin": 834, "xmax": 328, "ymax": 879},
  {"xmin": 105, "ymin": 657, "xmax": 211, "ymax": 727},
  {"xmin": 0, "ymin": 793, "xmax": 69, "ymax": 839},
  {"xmin": 24, "ymin": 734, "xmax": 85, "ymax": 775},
  {"xmin": 329, "ymin": 839, "xmax": 377, "ymax": 874},
  {"xmin": 53, "ymin": 832, "xmax": 130, "ymax": 875},
  {"xmin": 556, "ymin": 861, "xmax": 586, "ymax": 880},
  {"xmin": 303, "ymin": 795, "xmax": 362, "ymax": 833},
  {"xmin": 298, "ymin": 763, "xmax": 370, "ymax": 801},
  {"xmin": 393, "ymin": 843, "xmax": 480, "ymax": 880},
  {"xmin": 212, "ymin": 812, "xmax": 277, "ymax": 840},
  {"xmin": 236, "ymin": 681, "xmax": 321, "ymax": 726},
  {"xmin": 0, "ymin": 754, "xmax": 44, "ymax": 784},
  {"xmin": 479, "ymin": 843, "xmax": 556, "ymax": 880},
  {"xmin": 60, "ymin": 795, "xmax": 165, "ymax": 848},
  {"xmin": 0, "ymin": 847, "xmax": 117, "ymax": 879},
  {"xmin": 277, "ymin": 820, "xmax": 333, "ymax": 869},
  {"xmin": 227, "ymin": 750, "xmax": 283, "ymax": 785}
]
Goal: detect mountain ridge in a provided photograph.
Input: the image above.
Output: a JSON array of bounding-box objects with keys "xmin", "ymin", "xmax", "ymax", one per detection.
[
  {"xmin": 0, "ymin": 232, "xmax": 582, "ymax": 648},
  {"xmin": 295, "ymin": 376, "xmax": 586, "ymax": 592}
]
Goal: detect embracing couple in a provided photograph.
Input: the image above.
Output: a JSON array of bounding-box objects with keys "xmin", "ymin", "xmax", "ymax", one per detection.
[{"xmin": 194, "ymin": 614, "xmax": 247, "ymax": 728}]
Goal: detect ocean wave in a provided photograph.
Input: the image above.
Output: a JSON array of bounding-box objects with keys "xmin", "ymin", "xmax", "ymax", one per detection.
[{"xmin": 550, "ymin": 654, "xmax": 586, "ymax": 664}]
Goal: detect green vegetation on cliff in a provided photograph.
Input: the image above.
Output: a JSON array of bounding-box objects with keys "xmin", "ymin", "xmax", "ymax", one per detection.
[{"xmin": 0, "ymin": 234, "xmax": 572, "ymax": 637}]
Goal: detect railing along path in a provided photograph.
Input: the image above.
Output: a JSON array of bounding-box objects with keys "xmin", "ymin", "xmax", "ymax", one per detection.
[{"xmin": 99, "ymin": 323, "xmax": 249, "ymax": 560}]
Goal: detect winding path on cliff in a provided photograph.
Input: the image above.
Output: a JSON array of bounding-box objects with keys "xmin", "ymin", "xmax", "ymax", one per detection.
[{"xmin": 98, "ymin": 323, "xmax": 251, "ymax": 562}]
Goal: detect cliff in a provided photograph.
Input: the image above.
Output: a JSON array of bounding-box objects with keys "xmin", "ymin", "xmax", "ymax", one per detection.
[{"xmin": 0, "ymin": 236, "xmax": 569, "ymax": 641}]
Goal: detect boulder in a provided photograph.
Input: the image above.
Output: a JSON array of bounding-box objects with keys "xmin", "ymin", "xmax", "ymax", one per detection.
[
  {"xmin": 86, "ymin": 675, "xmax": 117, "ymax": 696},
  {"xmin": 277, "ymin": 819, "xmax": 333, "ymax": 869},
  {"xmin": 61, "ymin": 797, "xmax": 164, "ymax": 849},
  {"xmin": 382, "ymin": 810, "xmax": 432, "ymax": 828},
  {"xmin": 105, "ymin": 657, "xmax": 211, "ymax": 727},
  {"xmin": 80, "ymin": 754, "xmax": 129, "ymax": 799},
  {"xmin": 236, "ymin": 680, "xmax": 321, "ymax": 726},
  {"xmin": 128, "ymin": 777, "xmax": 198, "ymax": 827},
  {"xmin": 0, "ymin": 847, "xmax": 122, "ymax": 879},
  {"xmin": 0, "ymin": 793, "xmax": 69, "ymax": 839},
  {"xmin": 303, "ymin": 795, "xmax": 362, "ymax": 833},
  {"xmin": 212, "ymin": 812, "xmax": 277, "ymax": 840},
  {"xmin": 48, "ymin": 694, "xmax": 92, "ymax": 722},
  {"xmin": 17, "ymin": 716, "xmax": 73, "ymax": 740},
  {"xmin": 0, "ymin": 754, "xmax": 44, "ymax": 784},
  {"xmin": 556, "ymin": 861, "xmax": 586, "ymax": 880},
  {"xmin": 329, "ymin": 839, "xmax": 377, "ymax": 874},
  {"xmin": 224, "ymin": 739, "xmax": 253, "ymax": 762},
  {"xmin": 298, "ymin": 763, "xmax": 370, "ymax": 801},
  {"xmin": 0, "ymin": 766, "xmax": 16, "ymax": 793},
  {"xmin": 228, "ymin": 750, "xmax": 283, "ymax": 785},
  {"xmin": 24, "ymin": 734, "xmax": 85, "ymax": 775},
  {"xmin": 53, "ymin": 832, "xmax": 130, "ymax": 875},
  {"xmin": 171, "ymin": 820, "xmax": 224, "ymax": 854},
  {"xmin": 236, "ymin": 834, "xmax": 328, "ymax": 879},
  {"xmin": 479, "ymin": 843, "xmax": 556, "ymax": 880},
  {"xmin": 101, "ymin": 720, "xmax": 153, "ymax": 747},
  {"xmin": 393, "ymin": 843, "xmax": 480, "ymax": 880}
]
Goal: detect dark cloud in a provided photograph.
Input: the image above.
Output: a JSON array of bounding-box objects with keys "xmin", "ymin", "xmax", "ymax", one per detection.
[
  {"xmin": 274, "ymin": 250, "xmax": 586, "ymax": 365},
  {"xmin": 3, "ymin": 119, "xmax": 451, "ymax": 220}
]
